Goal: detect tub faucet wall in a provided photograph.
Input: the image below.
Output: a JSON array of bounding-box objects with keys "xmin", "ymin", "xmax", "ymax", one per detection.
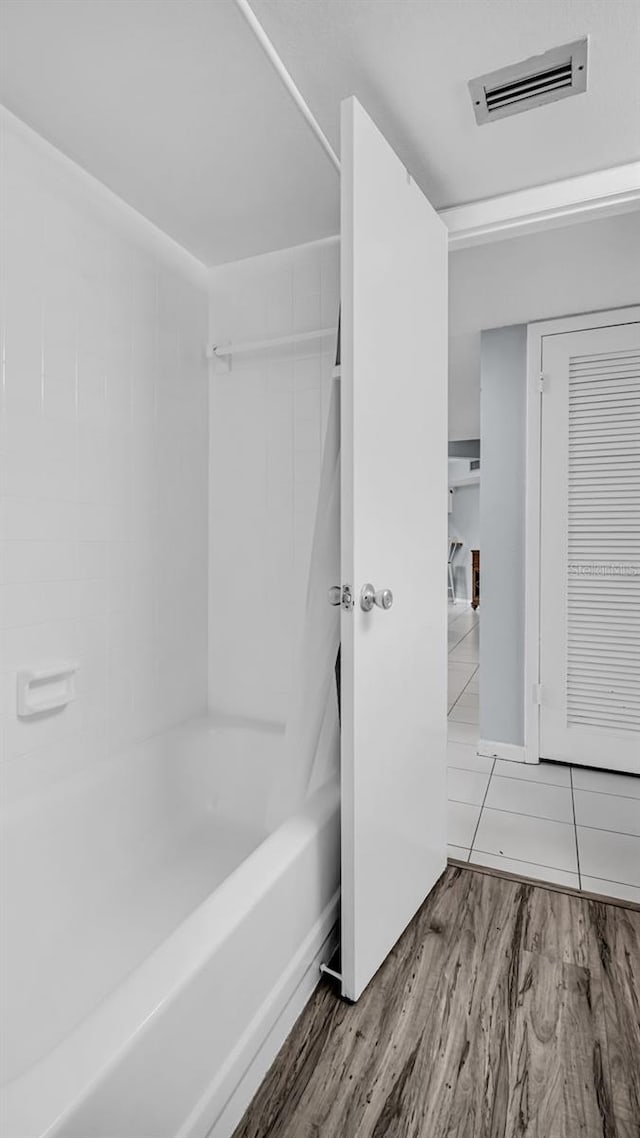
[{"xmin": 0, "ymin": 109, "xmax": 210, "ymax": 808}]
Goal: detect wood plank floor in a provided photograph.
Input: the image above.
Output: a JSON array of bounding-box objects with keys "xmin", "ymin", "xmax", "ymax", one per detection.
[{"xmin": 233, "ymin": 865, "xmax": 640, "ymax": 1138}]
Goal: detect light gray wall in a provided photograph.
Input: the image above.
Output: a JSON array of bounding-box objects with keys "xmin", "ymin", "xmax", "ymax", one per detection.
[
  {"xmin": 448, "ymin": 483, "xmax": 480, "ymax": 602},
  {"xmin": 449, "ymin": 209, "xmax": 640, "ymax": 440},
  {"xmin": 479, "ymin": 325, "xmax": 527, "ymax": 747}
]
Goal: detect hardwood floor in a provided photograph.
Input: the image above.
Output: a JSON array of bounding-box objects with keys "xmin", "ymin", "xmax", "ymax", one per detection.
[{"xmin": 233, "ymin": 866, "xmax": 640, "ymax": 1138}]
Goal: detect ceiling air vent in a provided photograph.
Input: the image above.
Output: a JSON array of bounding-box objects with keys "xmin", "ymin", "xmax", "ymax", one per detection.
[{"xmin": 469, "ymin": 38, "xmax": 588, "ymax": 125}]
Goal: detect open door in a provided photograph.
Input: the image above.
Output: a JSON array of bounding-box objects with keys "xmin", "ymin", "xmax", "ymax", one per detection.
[{"xmin": 340, "ymin": 98, "xmax": 448, "ymax": 1001}]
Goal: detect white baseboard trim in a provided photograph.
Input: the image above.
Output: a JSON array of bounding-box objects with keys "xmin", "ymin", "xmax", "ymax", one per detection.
[
  {"xmin": 478, "ymin": 739, "xmax": 528, "ymax": 764},
  {"xmin": 180, "ymin": 892, "xmax": 339, "ymax": 1138}
]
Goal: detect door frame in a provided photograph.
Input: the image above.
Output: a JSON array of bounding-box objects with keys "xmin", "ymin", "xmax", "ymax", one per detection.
[{"xmin": 523, "ymin": 304, "xmax": 640, "ymax": 764}]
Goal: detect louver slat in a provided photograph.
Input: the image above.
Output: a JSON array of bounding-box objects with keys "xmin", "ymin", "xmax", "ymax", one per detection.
[
  {"xmin": 485, "ymin": 63, "xmax": 573, "ymax": 111},
  {"xmin": 567, "ymin": 348, "xmax": 640, "ymax": 735}
]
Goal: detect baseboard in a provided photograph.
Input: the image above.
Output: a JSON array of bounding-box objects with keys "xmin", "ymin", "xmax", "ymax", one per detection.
[
  {"xmin": 478, "ymin": 739, "xmax": 527, "ymax": 764},
  {"xmin": 449, "ymin": 859, "xmax": 640, "ymax": 912},
  {"xmin": 178, "ymin": 892, "xmax": 340, "ymax": 1138}
]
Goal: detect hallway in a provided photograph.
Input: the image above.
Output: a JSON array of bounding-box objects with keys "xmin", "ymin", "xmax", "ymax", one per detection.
[{"xmin": 446, "ymin": 604, "xmax": 640, "ymax": 905}]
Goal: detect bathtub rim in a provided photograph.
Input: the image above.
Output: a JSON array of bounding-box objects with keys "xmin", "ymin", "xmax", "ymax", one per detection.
[{"xmin": 0, "ymin": 779, "xmax": 339, "ymax": 1138}]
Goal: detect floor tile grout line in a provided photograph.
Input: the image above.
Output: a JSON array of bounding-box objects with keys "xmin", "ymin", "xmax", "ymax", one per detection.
[
  {"xmin": 451, "ymin": 690, "xmax": 480, "ymax": 705},
  {"xmin": 572, "ymin": 784, "xmax": 640, "ymax": 803},
  {"xmin": 576, "ymin": 821, "xmax": 640, "ymax": 841},
  {"xmin": 448, "ymin": 763, "xmax": 493, "ymax": 775},
  {"xmin": 447, "ymin": 603, "xmax": 479, "ymax": 631},
  {"xmin": 489, "ymin": 771, "xmax": 573, "ymax": 791},
  {"xmin": 448, "ymin": 676, "xmax": 479, "ymax": 700},
  {"xmin": 447, "ymin": 622, "xmax": 480, "ymax": 655},
  {"xmin": 447, "ymin": 663, "xmax": 479, "ymax": 713},
  {"xmin": 449, "ymin": 792, "xmax": 491, "ymax": 808},
  {"xmin": 468, "ymin": 757, "xmax": 495, "ymax": 856},
  {"xmin": 447, "ymin": 623, "xmax": 476, "ymax": 652},
  {"xmin": 449, "ymin": 642, "xmax": 479, "ymax": 659},
  {"xmin": 570, "ymin": 766, "xmax": 582, "ymax": 890},
  {"xmin": 575, "ymin": 869, "xmax": 640, "ymax": 891},
  {"xmin": 478, "ymin": 802, "xmax": 576, "ymax": 827},
  {"xmin": 448, "ymin": 630, "xmax": 472, "ymax": 652}
]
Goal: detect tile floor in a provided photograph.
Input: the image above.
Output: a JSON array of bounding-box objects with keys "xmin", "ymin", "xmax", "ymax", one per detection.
[{"xmin": 446, "ymin": 603, "xmax": 640, "ymax": 906}]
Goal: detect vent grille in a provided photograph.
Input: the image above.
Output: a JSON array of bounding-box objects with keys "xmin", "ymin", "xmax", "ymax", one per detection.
[{"xmin": 469, "ymin": 39, "xmax": 588, "ymax": 124}]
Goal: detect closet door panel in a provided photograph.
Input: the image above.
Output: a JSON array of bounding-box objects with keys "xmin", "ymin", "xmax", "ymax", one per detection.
[{"xmin": 539, "ymin": 320, "xmax": 640, "ymax": 773}]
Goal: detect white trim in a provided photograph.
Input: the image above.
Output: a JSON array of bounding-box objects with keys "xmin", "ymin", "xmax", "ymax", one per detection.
[
  {"xmin": 179, "ymin": 894, "xmax": 339, "ymax": 1138},
  {"xmin": 0, "ymin": 104, "xmax": 208, "ymax": 286},
  {"xmin": 307, "ymin": 160, "xmax": 640, "ymax": 257},
  {"xmin": 442, "ymin": 162, "xmax": 640, "ymax": 250},
  {"xmin": 478, "ymin": 739, "xmax": 527, "ymax": 764},
  {"xmin": 524, "ymin": 305, "xmax": 640, "ymax": 766},
  {"xmin": 233, "ymin": 0, "xmax": 340, "ymax": 174},
  {"xmin": 524, "ymin": 324, "xmax": 543, "ymax": 765},
  {"xmin": 241, "ymin": 156, "xmax": 640, "ymax": 264}
]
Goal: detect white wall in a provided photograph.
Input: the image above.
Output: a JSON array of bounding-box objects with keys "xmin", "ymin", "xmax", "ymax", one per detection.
[
  {"xmin": 449, "ymin": 210, "xmax": 640, "ymax": 440},
  {"xmin": 208, "ymin": 239, "xmax": 340, "ymax": 726},
  {"xmin": 448, "ymin": 481, "xmax": 479, "ymax": 602},
  {"xmin": 0, "ymin": 111, "xmax": 209, "ymax": 807}
]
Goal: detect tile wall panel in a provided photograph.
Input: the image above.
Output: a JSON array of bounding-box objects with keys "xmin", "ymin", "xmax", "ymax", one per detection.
[
  {"xmin": 0, "ymin": 115, "xmax": 209, "ymax": 804},
  {"xmin": 208, "ymin": 240, "xmax": 339, "ymax": 725}
]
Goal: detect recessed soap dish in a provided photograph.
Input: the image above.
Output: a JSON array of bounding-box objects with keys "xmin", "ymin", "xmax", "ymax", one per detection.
[{"xmin": 17, "ymin": 661, "xmax": 78, "ymax": 718}]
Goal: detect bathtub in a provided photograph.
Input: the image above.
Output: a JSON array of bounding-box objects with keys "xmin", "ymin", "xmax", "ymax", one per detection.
[{"xmin": 0, "ymin": 715, "xmax": 340, "ymax": 1138}]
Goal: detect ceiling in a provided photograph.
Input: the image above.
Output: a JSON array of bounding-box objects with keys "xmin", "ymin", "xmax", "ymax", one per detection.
[
  {"xmin": 0, "ymin": 0, "xmax": 339, "ymax": 265},
  {"xmin": 0, "ymin": 0, "xmax": 638, "ymax": 265},
  {"xmin": 252, "ymin": 0, "xmax": 640, "ymax": 209}
]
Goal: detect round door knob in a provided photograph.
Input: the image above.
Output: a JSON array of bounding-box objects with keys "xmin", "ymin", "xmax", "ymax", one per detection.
[
  {"xmin": 375, "ymin": 588, "xmax": 393, "ymax": 610},
  {"xmin": 360, "ymin": 584, "xmax": 393, "ymax": 612}
]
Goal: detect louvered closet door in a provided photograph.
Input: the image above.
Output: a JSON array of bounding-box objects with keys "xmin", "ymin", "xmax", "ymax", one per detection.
[{"xmin": 539, "ymin": 319, "xmax": 640, "ymax": 774}]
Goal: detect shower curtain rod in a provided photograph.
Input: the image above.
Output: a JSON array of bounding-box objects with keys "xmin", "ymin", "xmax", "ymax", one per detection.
[
  {"xmin": 207, "ymin": 326, "xmax": 338, "ymax": 360},
  {"xmin": 233, "ymin": 0, "xmax": 341, "ymax": 174}
]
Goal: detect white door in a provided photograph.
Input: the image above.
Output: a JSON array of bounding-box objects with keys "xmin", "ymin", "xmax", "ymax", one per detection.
[
  {"xmin": 340, "ymin": 98, "xmax": 448, "ymax": 1002},
  {"xmin": 539, "ymin": 317, "xmax": 640, "ymax": 774}
]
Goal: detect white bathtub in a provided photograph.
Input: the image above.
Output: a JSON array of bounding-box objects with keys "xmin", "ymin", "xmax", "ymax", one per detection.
[{"xmin": 0, "ymin": 716, "xmax": 340, "ymax": 1138}]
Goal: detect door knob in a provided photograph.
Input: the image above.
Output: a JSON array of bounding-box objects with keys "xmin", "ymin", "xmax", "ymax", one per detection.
[
  {"xmin": 328, "ymin": 584, "xmax": 354, "ymax": 611},
  {"xmin": 360, "ymin": 583, "xmax": 394, "ymax": 612}
]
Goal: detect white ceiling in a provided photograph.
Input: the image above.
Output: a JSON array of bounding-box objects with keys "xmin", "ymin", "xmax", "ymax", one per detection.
[
  {"xmin": 0, "ymin": 0, "xmax": 339, "ymax": 265},
  {"xmin": 252, "ymin": 0, "xmax": 640, "ymax": 209},
  {"xmin": 0, "ymin": 0, "xmax": 638, "ymax": 265}
]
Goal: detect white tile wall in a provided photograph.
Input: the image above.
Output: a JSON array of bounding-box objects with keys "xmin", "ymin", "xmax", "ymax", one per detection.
[
  {"xmin": 208, "ymin": 239, "xmax": 339, "ymax": 724},
  {"xmin": 0, "ymin": 114, "xmax": 209, "ymax": 805}
]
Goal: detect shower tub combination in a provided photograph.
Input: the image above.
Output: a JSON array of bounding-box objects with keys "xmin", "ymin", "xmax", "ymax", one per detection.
[{"xmin": 0, "ymin": 717, "xmax": 340, "ymax": 1138}]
